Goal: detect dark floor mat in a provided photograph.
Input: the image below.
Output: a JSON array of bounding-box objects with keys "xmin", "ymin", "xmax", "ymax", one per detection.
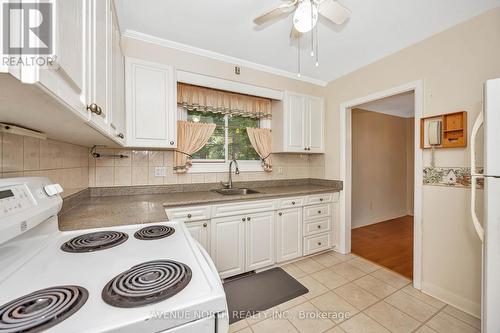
[{"xmin": 223, "ymin": 267, "xmax": 308, "ymax": 324}]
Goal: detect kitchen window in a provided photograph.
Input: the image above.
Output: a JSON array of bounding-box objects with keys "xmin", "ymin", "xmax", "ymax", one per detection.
[{"xmin": 177, "ymin": 83, "xmax": 272, "ymax": 173}]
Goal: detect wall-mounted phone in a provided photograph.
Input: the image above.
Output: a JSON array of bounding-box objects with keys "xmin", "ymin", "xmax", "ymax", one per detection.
[
  {"xmin": 420, "ymin": 111, "xmax": 467, "ymax": 149},
  {"xmin": 421, "ymin": 117, "xmax": 443, "ymax": 149},
  {"xmin": 428, "ymin": 120, "xmax": 442, "ymax": 146}
]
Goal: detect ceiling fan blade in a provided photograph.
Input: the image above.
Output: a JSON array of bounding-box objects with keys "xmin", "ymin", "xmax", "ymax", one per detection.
[
  {"xmin": 254, "ymin": 1, "xmax": 297, "ymax": 25},
  {"xmin": 318, "ymin": 0, "xmax": 351, "ymax": 25}
]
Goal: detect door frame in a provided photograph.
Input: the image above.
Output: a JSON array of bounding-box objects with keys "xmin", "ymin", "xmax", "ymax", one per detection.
[{"xmin": 338, "ymin": 80, "xmax": 424, "ymax": 289}]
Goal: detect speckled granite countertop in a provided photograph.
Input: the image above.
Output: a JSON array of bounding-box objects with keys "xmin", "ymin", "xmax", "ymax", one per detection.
[{"xmin": 58, "ymin": 181, "xmax": 342, "ymax": 231}]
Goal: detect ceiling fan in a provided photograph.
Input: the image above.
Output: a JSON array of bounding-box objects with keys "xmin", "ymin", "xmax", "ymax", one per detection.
[
  {"xmin": 254, "ymin": 0, "xmax": 351, "ymax": 34},
  {"xmin": 253, "ymin": 0, "xmax": 351, "ymax": 75}
]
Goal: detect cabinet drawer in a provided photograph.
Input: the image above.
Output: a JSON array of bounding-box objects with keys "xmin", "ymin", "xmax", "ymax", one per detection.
[
  {"xmin": 305, "ymin": 193, "xmax": 336, "ymax": 205},
  {"xmin": 277, "ymin": 197, "xmax": 305, "ymax": 209},
  {"xmin": 303, "ymin": 233, "xmax": 331, "ymax": 255},
  {"xmin": 212, "ymin": 199, "xmax": 275, "ymax": 218},
  {"xmin": 165, "ymin": 205, "xmax": 211, "ymax": 222},
  {"xmin": 304, "ymin": 204, "xmax": 331, "ymax": 220},
  {"xmin": 304, "ymin": 217, "xmax": 331, "ymax": 236}
]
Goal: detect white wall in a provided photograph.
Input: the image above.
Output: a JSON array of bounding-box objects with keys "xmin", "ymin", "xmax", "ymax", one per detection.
[{"xmin": 324, "ymin": 7, "xmax": 500, "ymax": 316}]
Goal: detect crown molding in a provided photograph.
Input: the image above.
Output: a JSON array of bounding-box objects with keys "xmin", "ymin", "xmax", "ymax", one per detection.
[{"xmin": 122, "ymin": 29, "xmax": 328, "ymax": 87}]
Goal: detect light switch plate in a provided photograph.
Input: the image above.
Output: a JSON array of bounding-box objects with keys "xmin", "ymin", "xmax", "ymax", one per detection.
[{"xmin": 154, "ymin": 167, "xmax": 166, "ymax": 177}]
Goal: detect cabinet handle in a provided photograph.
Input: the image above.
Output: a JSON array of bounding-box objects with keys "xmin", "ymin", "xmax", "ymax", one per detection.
[
  {"xmin": 170, "ymin": 141, "xmax": 175, "ymax": 145},
  {"xmin": 203, "ymin": 223, "xmax": 207, "ymax": 228},
  {"xmin": 317, "ymin": 225, "xmax": 321, "ymax": 229},
  {"xmin": 117, "ymin": 133, "xmax": 124, "ymax": 139},
  {"xmin": 318, "ymin": 242, "xmax": 322, "ymax": 246},
  {"xmin": 320, "ymin": 198, "xmax": 324, "ymax": 202},
  {"xmin": 318, "ymin": 210, "xmax": 322, "ymax": 214},
  {"xmin": 292, "ymin": 201, "xmax": 295, "ymax": 205},
  {"xmin": 304, "ymin": 147, "xmax": 307, "ymax": 151},
  {"xmin": 247, "ymin": 217, "xmax": 251, "ymax": 221},
  {"xmin": 187, "ymin": 214, "xmax": 192, "ymax": 219},
  {"xmin": 87, "ymin": 103, "xmax": 102, "ymax": 115},
  {"xmin": 242, "ymin": 218, "xmax": 246, "ymax": 222},
  {"xmin": 278, "ymin": 212, "xmax": 283, "ymax": 216}
]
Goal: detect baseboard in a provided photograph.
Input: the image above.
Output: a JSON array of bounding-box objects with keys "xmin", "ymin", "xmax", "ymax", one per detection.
[
  {"xmin": 352, "ymin": 211, "xmax": 409, "ymax": 229},
  {"xmin": 421, "ymin": 281, "xmax": 481, "ymax": 318}
]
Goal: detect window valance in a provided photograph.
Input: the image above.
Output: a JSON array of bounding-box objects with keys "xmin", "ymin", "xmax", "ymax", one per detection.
[{"xmin": 177, "ymin": 83, "xmax": 272, "ymax": 119}]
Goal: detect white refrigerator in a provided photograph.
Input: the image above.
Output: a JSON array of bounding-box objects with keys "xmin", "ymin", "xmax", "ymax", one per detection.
[{"xmin": 471, "ymin": 78, "xmax": 500, "ymax": 333}]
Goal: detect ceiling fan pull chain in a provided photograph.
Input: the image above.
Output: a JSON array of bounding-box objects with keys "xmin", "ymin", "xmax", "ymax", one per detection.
[
  {"xmin": 315, "ymin": 22, "xmax": 319, "ymax": 67},
  {"xmin": 297, "ymin": 35, "xmax": 301, "ymax": 77},
  {"xmin": 310, "ymin": 0, "xmax": 315, "ymax": 56}
]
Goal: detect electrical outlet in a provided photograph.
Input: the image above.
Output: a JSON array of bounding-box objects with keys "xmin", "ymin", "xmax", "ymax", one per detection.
[
  {"xmin": 278, "ymin": 167, "xmax": 283, "ymax": 175},
  {"xmin": 154, "ymin": 167, "xmax": 166, "ymax": 177}
]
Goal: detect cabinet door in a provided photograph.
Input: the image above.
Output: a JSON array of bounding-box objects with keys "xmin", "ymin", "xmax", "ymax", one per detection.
[
  {"xmin": 185, "ymin": 220, "xmax": 210, "ymax": 252},
  {"xmin": 306, "ymin": 96, "xmax": 325, "ymax": 153},
  {"xmin": 37, "ymin": 0, "xmax": 88, "ymax": 118},
  {"xmin": 284, "ymin": 93, "xmax": 307, "ymax": 152},
  {"xmin": 55, "ymin": 0, "xmax": 85, "ymax": 95},
  {"xmin": 211, "ymin": 216, "xmax": 245, "ymax": 279},
  {"xmin": 110, "ymin": 9, "xmax": 126, "ymax": 144},
  {"xmin": 125, "ymin": 58, "xmax": 177, "ymax": 148},
  {"xmin": 87, "ymin": 0, "xmax": 111, "ymax": 132},
  {"xmin": 246, "ymin": 212, "xmax": 275, "ymax": 271},
  {"xmin": 276, "ymin": 208, "xmax": 303, "ymax": 263}
]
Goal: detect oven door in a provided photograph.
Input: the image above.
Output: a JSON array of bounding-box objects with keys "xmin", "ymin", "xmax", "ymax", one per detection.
[{"xmin": 195, "ymin": 241, "xmax": 229, "ymax": 333}]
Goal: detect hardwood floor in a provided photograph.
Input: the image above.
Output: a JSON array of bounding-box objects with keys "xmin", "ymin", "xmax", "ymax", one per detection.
[{"xmin": 351, "ymin": 215, "xmax": 414, "ymax": 279}]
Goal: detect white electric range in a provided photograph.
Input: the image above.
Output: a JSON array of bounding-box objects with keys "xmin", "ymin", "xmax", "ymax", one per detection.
[{"xmin": 0, "ymin": 177, "xmax": 229, "ymax": 333}]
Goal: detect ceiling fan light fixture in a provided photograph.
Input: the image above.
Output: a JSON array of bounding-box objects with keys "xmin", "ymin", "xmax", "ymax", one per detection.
[{"xmin": 293, "ymin": 0, "xmax": 318, "ymax": 33}]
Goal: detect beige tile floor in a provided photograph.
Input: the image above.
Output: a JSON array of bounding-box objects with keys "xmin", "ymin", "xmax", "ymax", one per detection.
[{"xmin": 228, "ymin": 251, "xmax": 480, "ymax": 333}]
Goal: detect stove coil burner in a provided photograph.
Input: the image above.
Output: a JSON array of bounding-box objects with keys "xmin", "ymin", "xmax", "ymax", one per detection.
[
  {"xmin": 0, "ymin": 286, "xmax": 88, "ymax": 333},
  {"xmin": 61, "ymin": 231, "xmax": 128, "ymax": 253},
  {"xmin": 134, "ymin": 225, "xmax": 175, "ymax": 240},
  {"xmin": 102, "ymin": 260, "xmax": 192, "ymax": 308}
]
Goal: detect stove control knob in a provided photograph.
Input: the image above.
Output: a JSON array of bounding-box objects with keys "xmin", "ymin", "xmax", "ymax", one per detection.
[{"xmin": 44, "ymin": 184, "xmax": 64, "ymax": 197}]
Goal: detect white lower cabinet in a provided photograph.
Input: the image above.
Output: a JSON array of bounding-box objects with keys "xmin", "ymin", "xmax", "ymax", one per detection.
[
  {"xmin": 185, "ymin": 220, "xmax": 210, "ymax": 252},
  {"xmin": 276, "ymin": 208, "xmax": 303, "ymax": 263},
  {"xmin": 166, "ymin": 192, "xmax": 338, "ymax": 279},
  {"xmin": 245, "ymin": 212, "xmax": 275, "ymax": 271},
  {"xmin": 211, "ymin": 212, "xmax": 275, "ymax": 279},
  {"xmin": 211, "ymin": 215, "xmax": 246, "ymax": 279}
]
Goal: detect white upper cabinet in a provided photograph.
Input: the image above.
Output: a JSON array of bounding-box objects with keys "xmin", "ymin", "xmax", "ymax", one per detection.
[
  {"xmin": 307, "ymin": 96, "xmax": 325, "ymax": 153},
  {"xmin": 36, "ymin": 0, "xmax": 88, "ymax": 119},
  {"xmin": 272, "ymin": 91, "xmax": 325, "ymax": 153},
  {"xmin": 125, "ymin": 57, "xmax": 177, "ymax": 148},
  {"xmin": 86, "ymin": 0, "xmax": 111, "ymax": 133},
  {"xmin": 109, "ymin": 4, "xmax": 126, "ymax": 144}
]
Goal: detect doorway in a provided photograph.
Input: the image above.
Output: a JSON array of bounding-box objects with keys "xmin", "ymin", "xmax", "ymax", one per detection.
[
  {"xmin": 349, "ymin": 95, "xmax": 415, "ymax": 279},
  {"xmin": 338, "ymin": 81, "xmax": 423, "ymax": 289}
]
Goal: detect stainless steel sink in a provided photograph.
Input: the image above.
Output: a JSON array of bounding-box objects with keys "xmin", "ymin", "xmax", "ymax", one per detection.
[{"xmin": 212, "ymin": 188, "xmax": 260, "ymax": 196}]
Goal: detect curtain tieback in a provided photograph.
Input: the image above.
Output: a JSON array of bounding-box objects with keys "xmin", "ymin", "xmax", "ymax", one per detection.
[
  {"xmin": 174, "ymin": 150, "xmax": 192, "ymax": 158},
  {"xmin": 261, "ymin": 153, "xmax": 271, "ymax": 162}
]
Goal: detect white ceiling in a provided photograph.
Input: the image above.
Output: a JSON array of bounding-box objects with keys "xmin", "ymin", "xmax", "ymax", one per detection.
[
  {"xmin": 115, "ymin": 0, "xmax": 500, "ymax": 85},
  {"xmin": 357, "ymin": 91, "xmax": 415, "ymax": 118}
]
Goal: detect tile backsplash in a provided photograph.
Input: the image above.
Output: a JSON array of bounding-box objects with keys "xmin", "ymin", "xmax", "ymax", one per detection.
[
  {"xmin": 89, "ymin": 148, "xmax": 326, "ymax": 187},
  {"xmin": 0, "ymin": 133, "xmax": 89, "ymax": 197},
  {"xmin": 0, "ymin": 133, "xmax": 326, "ymax": 192}
]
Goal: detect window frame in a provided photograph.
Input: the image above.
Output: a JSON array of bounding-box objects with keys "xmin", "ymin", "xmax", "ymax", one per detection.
[{"xmin": 178, "ymin": 107, "xmax": 270, "ymax": 173}]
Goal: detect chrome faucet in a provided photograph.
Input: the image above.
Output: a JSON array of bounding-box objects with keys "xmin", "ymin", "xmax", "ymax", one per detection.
[{"xmin": 221, "ymin": 155, "xmax": 240, "ymax": 189}]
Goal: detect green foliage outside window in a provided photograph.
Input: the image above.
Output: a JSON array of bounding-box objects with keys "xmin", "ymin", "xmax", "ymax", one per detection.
[{"xmin": 187, "ymin": 110, "xmax": 260, "ymax": 161}]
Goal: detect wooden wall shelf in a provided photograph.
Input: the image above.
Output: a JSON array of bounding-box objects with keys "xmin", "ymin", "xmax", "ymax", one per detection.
[{"xmin": 420, "ymin": 111, "xmax": 467, "ymax": 149}]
